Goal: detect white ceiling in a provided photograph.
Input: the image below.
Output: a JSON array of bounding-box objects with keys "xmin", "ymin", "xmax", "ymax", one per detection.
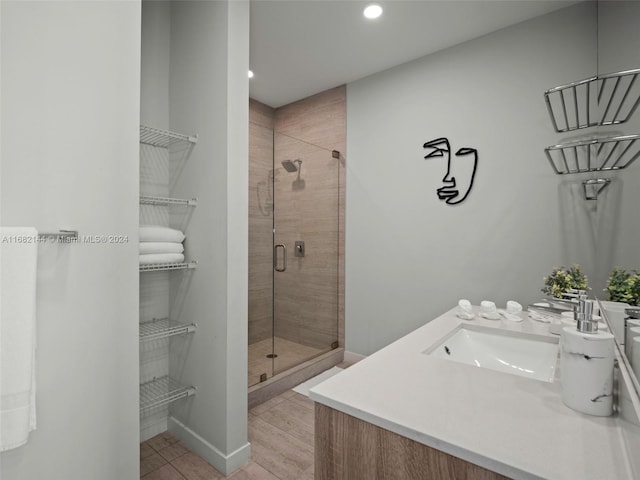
[{"xmin": 249, "ymin": 0, "xmax": 581, "ymax": 108}]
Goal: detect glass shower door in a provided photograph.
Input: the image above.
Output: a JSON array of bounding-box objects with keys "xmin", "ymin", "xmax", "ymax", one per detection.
[
  {"xmin": 272, "ymin": 132, "xmax": 340, "ymax": 376},
  {"xmin": 248, "ymin": 122, "xmax": 275, "ymax": 387},
  {"xmin": 248, "ymin": 125, "xmax": 340, "ymax": 387}
]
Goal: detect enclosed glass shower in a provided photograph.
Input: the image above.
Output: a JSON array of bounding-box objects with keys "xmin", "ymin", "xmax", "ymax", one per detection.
[{"xmin": 248, "ymin": 124, "xmax": 340, "ymax": 387}]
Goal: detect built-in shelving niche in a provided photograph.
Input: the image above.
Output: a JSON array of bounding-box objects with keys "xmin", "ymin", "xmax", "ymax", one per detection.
[{"xmin": 139, "ymin": 124, "xmax": 198, "ymax": 422}]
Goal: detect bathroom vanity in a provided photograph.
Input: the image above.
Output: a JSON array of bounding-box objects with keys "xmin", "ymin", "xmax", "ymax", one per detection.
[{"xmin": 310, "ymin": 306, "xmax": 635, "ymax": 480}]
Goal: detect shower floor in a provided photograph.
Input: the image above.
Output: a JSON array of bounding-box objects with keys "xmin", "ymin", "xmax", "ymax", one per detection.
[{"xmin": 248, "ymin": 336, "xmax": 326, "ymax": 387}]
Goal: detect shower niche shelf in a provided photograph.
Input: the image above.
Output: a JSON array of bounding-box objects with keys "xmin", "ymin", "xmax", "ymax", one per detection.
[
  {"xmin": 544, "ymin": 134, "xmax": 640, "ymax": 175},
  {"xmin": 139, "ymin": 261, "xmax": 197, "ymax": 273},
  {"xmin": 140, "ymin": 317, "xmax": 196, "ymax": 342},
  {"xmin": 545, "ymin": 68, "xmax": 640, "ymax": 133},
  {"xmin": 139, "ymin": 122, "xmax": 199, "ymax": 432},
  {"xmin": 140, "ymin": 375, "xmax": 196, "ymax": 412}
]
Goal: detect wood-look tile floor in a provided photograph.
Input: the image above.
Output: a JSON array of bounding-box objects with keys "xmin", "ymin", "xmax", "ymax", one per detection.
[{"xmin": 140, "ymin": 389, "xmax": 316, "ymax": 479}]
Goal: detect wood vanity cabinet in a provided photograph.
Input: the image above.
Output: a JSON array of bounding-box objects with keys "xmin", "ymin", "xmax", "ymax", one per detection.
[{"xmin": 315, "ymin": 403, "xmax": 511, "ymax": 480}]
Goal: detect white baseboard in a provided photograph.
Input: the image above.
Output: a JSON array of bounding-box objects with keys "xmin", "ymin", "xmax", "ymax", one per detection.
[{"xmin": 168, "ymin": 416, "xmax": 251, "ymax": 475}]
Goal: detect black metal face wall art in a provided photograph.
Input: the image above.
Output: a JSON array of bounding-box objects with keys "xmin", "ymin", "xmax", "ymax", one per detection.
[{"xmin": 423, "ymin": 137, "xmax": 478, "ymax": 205}]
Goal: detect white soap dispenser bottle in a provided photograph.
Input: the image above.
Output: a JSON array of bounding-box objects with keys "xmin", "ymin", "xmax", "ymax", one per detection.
[{"xmin": 560, "ymin": 299, "xmax": 615, "ymax": 416}]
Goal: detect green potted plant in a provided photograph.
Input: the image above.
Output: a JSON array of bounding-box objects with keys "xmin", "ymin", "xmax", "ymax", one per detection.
[
  {"xmin": 541, "ymin": 264, "xmax": 589, "ymax": 298},
  {"xmin": 605, "ymin": 268, "xmax": 640, "ymax": 306}
]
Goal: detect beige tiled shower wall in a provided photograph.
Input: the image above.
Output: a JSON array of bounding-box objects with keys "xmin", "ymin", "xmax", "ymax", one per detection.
[{"xmin": 248, "ymin": 86, "xmax": 346, "ymax": 351}]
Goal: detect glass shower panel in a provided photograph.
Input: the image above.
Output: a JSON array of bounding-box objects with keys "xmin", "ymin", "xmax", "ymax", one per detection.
[
  {"xmin": 272, "ymin": 132, "xmax": 340, "ymax": 375},
  {"xmin": 248, "ymin": 122, "xmax": 275, "ymax": 387}
]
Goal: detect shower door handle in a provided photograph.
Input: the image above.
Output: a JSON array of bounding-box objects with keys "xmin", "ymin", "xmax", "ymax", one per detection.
[{"xmin": 274, "ymin": 244, "xmax": 286, "ymax": 272}]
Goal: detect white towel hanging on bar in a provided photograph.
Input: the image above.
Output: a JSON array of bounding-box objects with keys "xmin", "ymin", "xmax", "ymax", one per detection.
[{"xmin": 0, "ymin": 226, "xmax": 38, "ymax": 451}]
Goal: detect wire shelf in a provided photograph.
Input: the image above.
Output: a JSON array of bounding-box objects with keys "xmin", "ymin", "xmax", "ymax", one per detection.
[
  {"xmin": 139, "ymin": 261, "xmax": 197, "ymax": 272},
  {"xmin": 140, "ymin": 376, "xmax": 196, "ymax": 412},
  {"xmin": 545, "ymin": 134, "xmax": 640, "ymax": 175},
  {"xmin": 140, "ymin": 125, "xmax": 197, "ymax": 190},
  {"xmin": 139, "ymin": 195, "xmax": 198, "ymax": 207},
  {"xmin": 545, "ymin": 68, "xmax": 640, "ymax": 133},
  {"xmin": 139, "ymin": 125, "xmax": 197, "ymax": 148},
  {"xmin": 140, "ymin": 318, "xmax": 196, "ymax": 342}
]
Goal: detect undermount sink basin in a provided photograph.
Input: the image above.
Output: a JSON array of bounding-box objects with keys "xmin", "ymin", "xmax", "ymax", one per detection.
[{"xmin": 425, "ymin": 325, "xmax": 559, "ymax": 382}]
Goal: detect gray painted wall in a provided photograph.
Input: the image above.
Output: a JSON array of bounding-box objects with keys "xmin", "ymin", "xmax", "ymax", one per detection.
[
  {"xmin": 1, "ymin": 1, "xmax": 141, "ymax": 478},
  {"xmin": 345, "ymin": 3, "xmax": 598, "ymax": 355},
  {"xmin": 167, "ymin": 1, "xmax": 250, "ymax": 474}
]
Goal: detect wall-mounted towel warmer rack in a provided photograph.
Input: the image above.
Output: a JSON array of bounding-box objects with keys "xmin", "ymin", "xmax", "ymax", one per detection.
[
  {"xmin": 38, "ymin": 230, "xmax": 78, "ymax": 242},
  {"xmin": 545, "ymin": 68, "xmax": 640, "ymax": 133}
]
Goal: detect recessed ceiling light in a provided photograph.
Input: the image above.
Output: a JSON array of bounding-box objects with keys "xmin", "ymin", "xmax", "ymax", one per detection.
[
  {"xmin": 363, "ymin": 3, "xmax": 383, "ymax": 19},
  {"xmin": 248, "ymin": 70, "xmax": 254, "ymax": 79}
]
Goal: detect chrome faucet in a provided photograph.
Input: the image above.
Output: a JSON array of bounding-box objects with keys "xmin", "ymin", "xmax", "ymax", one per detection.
[
  {"xmin": 527, "ymin": 304, "xmax": 564, "ymax": 317},
  {"xmin": 542, "ymin": 297, "xmax": 577, "ymax": 310}
]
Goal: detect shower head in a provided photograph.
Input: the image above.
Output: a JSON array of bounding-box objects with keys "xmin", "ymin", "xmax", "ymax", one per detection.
[{"xmin": 281, "ymin": 159, "xmax": 301, "ymax": 173}]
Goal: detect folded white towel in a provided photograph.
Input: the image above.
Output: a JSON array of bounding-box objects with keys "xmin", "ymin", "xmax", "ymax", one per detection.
[
  {"xmin": 139, "ymin": 242, "xmax": 184, "ymax": 255},
  {"xmin": 139, "ymin": 225, "xmax": 185, "ymax": 243},
  {"xmin": 139, "ymin": 253, "xmax": 185, "ymax": 265},
  {"xmin": 1, "ymin": 227, "xmax": 38, "ymax": 452},
  {"xmin": 479, "ymin": 300, "xmax": 500, "ymax": 320},
  {"xmin": 456, "ymin": 299, "xmax": 475, "ymax": 320}
]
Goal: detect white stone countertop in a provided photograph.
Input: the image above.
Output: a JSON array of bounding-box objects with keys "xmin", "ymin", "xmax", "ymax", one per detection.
[{"xmin": 309, "ymin": 306, "xmax": 633, "ymax": 480}]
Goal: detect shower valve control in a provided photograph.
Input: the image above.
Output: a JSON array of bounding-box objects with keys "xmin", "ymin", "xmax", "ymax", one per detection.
[{"xmin": 295, "ymin": 241, "xmax": 305, "ymax": 257}]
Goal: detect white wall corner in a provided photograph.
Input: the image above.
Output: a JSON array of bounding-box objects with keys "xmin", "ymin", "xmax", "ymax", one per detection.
[{"xmin": 168, "ymin": 416, "xmax": 251, "ymax": 475}]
